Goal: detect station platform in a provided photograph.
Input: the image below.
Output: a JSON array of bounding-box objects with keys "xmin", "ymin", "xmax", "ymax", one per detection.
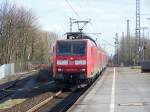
[{"xmin": 68, "ymin": 67, "xmax": 150, "ymax": 112}]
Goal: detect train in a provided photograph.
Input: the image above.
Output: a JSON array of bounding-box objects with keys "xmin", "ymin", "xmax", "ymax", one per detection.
[{"xmin": 52, "ymin": 32, "xmax": 107, "ymax": 85}]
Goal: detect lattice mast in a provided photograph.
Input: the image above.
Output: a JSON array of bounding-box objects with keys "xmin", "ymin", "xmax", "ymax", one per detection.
[{"xmin": 136, "ymin": 0, "xmax": 141, "ymax": 64}]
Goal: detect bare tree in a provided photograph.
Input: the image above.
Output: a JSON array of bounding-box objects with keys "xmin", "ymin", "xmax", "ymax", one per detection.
[
  {"xmin": 115, "ymin": 35, "xmax": 150, "ymax": 66},
  {"xmin": 0, "ymin": 2, "xmax": 59, "ymax": 68}
]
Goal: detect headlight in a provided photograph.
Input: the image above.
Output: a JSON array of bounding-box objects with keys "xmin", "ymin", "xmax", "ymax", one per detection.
[
  {"xmin": 57, "ymin": 60, "xmax": 68, "ymax": 65},
  {"xmin": 75, "ymin": 60, "xmax": 86, "ymax": 65}
]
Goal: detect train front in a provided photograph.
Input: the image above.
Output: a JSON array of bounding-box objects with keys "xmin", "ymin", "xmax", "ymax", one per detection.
[{"xmin": 53, "ymin": 40, "xmax": 87, "ymax": 84}]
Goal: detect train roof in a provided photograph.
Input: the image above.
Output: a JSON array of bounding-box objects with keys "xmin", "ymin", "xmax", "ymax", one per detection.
[{"xmin": 66, "ymin": 32, "xmax": 97, "ymax": 46}]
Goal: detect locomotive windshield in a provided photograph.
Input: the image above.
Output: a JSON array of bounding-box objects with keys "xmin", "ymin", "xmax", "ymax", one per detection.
[{"xmin": 57, "ymin": 41, "xmax": 86, "ymax": 55}]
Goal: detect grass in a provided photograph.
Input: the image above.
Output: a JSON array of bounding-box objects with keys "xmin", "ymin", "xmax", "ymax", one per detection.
[{"xmin": 0, "ymin": 99, "xmax": 26, "ymax": 109}]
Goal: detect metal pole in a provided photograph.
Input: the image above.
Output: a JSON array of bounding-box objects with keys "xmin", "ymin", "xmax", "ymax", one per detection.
[
  {"xmin": 122, "ymin": 32, "xmax": 125, "ymax": 63},
  {"xmin": 115, "ymin": 39, "xmax": 117, "ymax": 65},
  {"xmin": 69, "ymin": 18, "xmax": 76, "ymax": 32},
  {"xmin": 142, "ymin": 28, "xmax": 148, "ymax": 61},
  {"xmin": 136, "ymin": 0, "xmax": 141, "ymax": 65},
  {"xmin": 70, "ymin": 17, "xmax": 72, "ymax": 32},
  {"xmin": 115, "ymin": 33, "xmax": 119, "ymax": 65},
  {"xmin": 140, "ymin": 27, "xmax": 148, "ymax": 61},
  {"xmin": 127, "ymin": 19, "xmax": 131, "ymax": 64},
  {"xmin": 142, "ymin": 28, "xmax": 144, "ymax": 61}
]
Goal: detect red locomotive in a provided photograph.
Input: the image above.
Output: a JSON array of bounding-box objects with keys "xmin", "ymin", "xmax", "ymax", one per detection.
[{"xmin": 52, "ymin": 32, "xmax": 107, "ymax": 85}]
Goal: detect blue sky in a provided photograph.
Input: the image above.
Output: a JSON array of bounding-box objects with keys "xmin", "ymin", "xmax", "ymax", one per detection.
[{"xmin": 1, "ymin": 0, "xmax": 150, "ymax": 55}]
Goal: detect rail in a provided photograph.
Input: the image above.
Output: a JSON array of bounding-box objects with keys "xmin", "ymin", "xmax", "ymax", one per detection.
[{"xmin": 26, "ymin": 90, "xmax": 62, "ymax": 112}]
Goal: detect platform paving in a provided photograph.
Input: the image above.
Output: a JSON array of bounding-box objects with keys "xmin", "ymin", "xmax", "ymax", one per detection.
[{"xmin": 68, "ymin": 67, "xmax": 150, "ymax": 112}]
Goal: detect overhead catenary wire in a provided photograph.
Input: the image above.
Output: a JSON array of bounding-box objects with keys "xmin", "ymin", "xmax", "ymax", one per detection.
[
  {"xmin": 101, "ymin": 39, "xmax": 115, "ymax": 47},
  {"xmin": 89, "ymin": 22, "xmax": 96, "ymax": 33},
  {"xmin": 65, "ymin": 0, "xmax": 103, "ymax": 42},
  {"xmin": 65, "ymin": 0, "xmax": 96, "ymax": 33},
  {"xmin": 65, "ymin": 0, "xmax": 81, "ymax": 18}
]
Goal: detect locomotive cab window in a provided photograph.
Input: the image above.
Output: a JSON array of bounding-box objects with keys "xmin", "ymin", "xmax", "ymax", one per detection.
[
  {"xmin": 72, "ymin": 42, "xmax": 86, "ymax": 55},
  {"xmin": 57, "ymin": 41, "xmax": 86, "ymax": 55},
  {"xmin": 57, "ymin": 42, "xmax": 71, "ymax": 55}
]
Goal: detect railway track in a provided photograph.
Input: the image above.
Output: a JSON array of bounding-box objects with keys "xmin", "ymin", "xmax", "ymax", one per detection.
[
  {"xmin": 25, "ymin": 69, "xmax": 106, "ymax": 112},
  {"xmin": 23, "ymin": 87, "xmax": 81, "ymax": 112},
  {"xmin": 0, "ymin": 80, "xmax": 19, "ymax": 101},
  {"xmin": 48, "ymin": 87, "xmax": 87, "ymax": 112},
  {"xmin": 0, "ymin": 80, "xmax": 60, "ymax": 112},
  {"xmin": 0, "ymin": 71, "xmax": 37, "ymax": 101},
  {"xmin": 26, "ymin": 90, "xmax": 63, "ymax": 112},
  {"xmin": 0, "ymin": 69, "xmax": 105, "ymax": 112},
  {"xmin": 0, "ymin": 75, "xmax": 33, "ymax": 101},
  {"xmin": 49, "ymin": 70, "xmax": 105, "ymax": 112}
]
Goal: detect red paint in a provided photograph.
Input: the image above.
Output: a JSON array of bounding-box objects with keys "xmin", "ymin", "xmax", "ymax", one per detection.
[{"xmin": 52, "ymin": 39, "xmax": 107, "ymax": 80}]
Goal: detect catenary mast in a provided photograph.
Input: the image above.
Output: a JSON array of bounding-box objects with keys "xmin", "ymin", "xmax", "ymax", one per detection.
[{"xmin": 136, "ymin": 0, "xmax": 141, "ymax": 64}]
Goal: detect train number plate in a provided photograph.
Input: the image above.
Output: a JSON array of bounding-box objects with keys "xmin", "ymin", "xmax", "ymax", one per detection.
[{"xmin": 69, "ymin": 61, "xmax": 74, "ymax": 65}]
